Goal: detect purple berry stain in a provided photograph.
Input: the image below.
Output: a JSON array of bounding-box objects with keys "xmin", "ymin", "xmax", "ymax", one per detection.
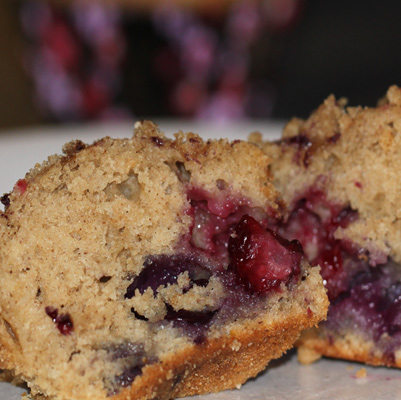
[
  {"xmin": 229, "ymin": 215, "xmax": 302, "ymax": 294},
  {"xmin": 150, "ymin": 136, "xmax": 165, "ymax": 147},
  {"xmin": 45, "ymin": 306, "xmax": 73, "ymax": 336},
  {"xmin": 273, "ymin": 188, "xmax": 358, "ymax": 301},
  {"xmin": 125, "ymin": 186, "xmax": 305, "ymax": 343},
  {"xmin": 125, "ymin": 254, "xmax": 212, "ymax": 299},
  {"xmin": 275, "ymin": 185, "xmax": 401, "ymax": 362},
  {"xmin": 105, "ymin": 342, "xmax": 158, "ymax": 395}
]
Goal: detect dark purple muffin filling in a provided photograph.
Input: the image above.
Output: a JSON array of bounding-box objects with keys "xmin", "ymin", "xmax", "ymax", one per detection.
[
  {"xmin": 125, "ymin": 186, "xmax": 303, "ymax": 344},
  {"xmin": 274, "ymin": 186, "xmax": 401, "ymax": 360},
  {"xmin": 42, "ymin": 184, "xmax": 307, "ymax": 395},
  {"xmin": 125, "ymin": 254, "xmax": 212, "ymax": 298},
  {"xmin": 105, "ymin": 342, "xmax": 157, "ymax": 396},
  {"xmin": 272, "ymin": 187, "xmax": 360, "ymax": 302},
  {"xmin": 99, "ymin": 185, "xmax": 307, "ymax": 394},
  {"xmin": 45, "ymin": 306, "xmax": 74, "ymax": 336},
  {"xmin": 327, "ymin": 263, "xmax": 401, "ymax": 363}
]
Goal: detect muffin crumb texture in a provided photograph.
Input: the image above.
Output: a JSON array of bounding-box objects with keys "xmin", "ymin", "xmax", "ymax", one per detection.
[
  {"xmin": 0, "ymin": 121, "xmax": 327, "ymax": 400},
  {"xmin": 258, "ymin": 85, "xmax": 401, "ymax": 369}
]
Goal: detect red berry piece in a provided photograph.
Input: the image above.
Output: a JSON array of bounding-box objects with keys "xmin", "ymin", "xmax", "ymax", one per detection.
[
  {"xmin": 277, "ymin": 188, "xmax": 359, "ymax": 301},
  {"xmin": 45, "ymin": 306, "xmax": 74, "ymax": 336},
  {"xmin": 229, "ymin": 215, "xmax": 302, "ymax": 294},
  {"xmin": 13, "ymin": 179, "xmax": 28, "ymax": 196}
]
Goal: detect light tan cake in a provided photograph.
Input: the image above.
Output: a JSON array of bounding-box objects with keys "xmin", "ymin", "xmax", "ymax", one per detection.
[
  {"xmin": 0, "ymin": 121, "xmax": 327, "ymax": 400},
  {"xmin": 254, "ymin": 85, "xmax": 401, "ymax": 368}
]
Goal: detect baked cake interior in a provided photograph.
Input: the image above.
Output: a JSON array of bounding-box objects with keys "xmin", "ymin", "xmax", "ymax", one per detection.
[
  {"xmin": 271, "ymin": 184, "xmax": 401, "ymax": 364},
  {"xmin": 0, "ymin": 127, "xmax": 327, "ymax": 400},
  {"xmin": 112, "ymin": 183, "xmax": 305, "ymax": 393}
]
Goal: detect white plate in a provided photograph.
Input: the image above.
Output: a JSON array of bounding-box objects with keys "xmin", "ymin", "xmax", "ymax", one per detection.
[{"xmin": 0, "ymin": 120, "xmax": 399, "ymax": 400}]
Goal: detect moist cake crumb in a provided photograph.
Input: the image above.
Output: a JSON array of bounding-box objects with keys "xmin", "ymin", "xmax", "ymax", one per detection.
[
  {"xmin": 256, "ymin": 85, "xmax": 401, "ymax": 369},
  {"xmin": 0, "ymin": 121, "xmax": 327, "ymax": 400}
]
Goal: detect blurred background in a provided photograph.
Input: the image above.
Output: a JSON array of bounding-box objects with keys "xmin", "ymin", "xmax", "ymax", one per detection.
[{"xmin": 1, "ymin": 0, "xmax": 401, "ymax": 130}]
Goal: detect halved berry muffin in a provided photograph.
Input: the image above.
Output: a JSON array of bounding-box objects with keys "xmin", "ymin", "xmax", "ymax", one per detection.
[
  {"xmin": 255, "ymin": 85, "xmax": 401, "ymax": 368},
  {"xmin": 0, "ymin": 121, "xmax": 327, "ymax": 400}
]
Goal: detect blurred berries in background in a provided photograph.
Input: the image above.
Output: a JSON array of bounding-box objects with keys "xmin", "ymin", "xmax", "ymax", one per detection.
[
  {"xmin": 3, "ymin": 0, "xmax": 401, "ymax": 129},
  {"xmin": 17, "ymin": 0, "xmax": 304, "ymax": 123}
]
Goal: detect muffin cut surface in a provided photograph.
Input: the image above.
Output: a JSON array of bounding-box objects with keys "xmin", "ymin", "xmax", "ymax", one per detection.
[
  {"xmin": 0, "ymin": 121, "xmax": 327, "ymax": 400},
  {"xmin": 256, "ymin": 85, "xmax": 401, "ymax": 368}
]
